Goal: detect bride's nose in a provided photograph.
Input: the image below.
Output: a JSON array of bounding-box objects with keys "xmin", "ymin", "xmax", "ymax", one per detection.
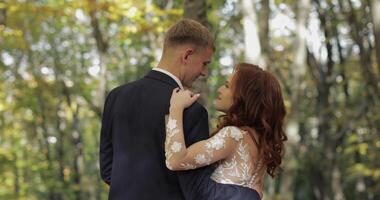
[{"xmin": 217, "ymin": 87, "xmax": 222, "ymax": 95}]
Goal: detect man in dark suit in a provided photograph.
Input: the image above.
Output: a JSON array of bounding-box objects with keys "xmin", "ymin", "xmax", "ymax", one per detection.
[
  {"xmin": 100, "ymin": 19, "xmax": 260, "ymax": 200},
  {"xmin": 100, "ymin": 19, "xmax": 214, "ymax": 200}
]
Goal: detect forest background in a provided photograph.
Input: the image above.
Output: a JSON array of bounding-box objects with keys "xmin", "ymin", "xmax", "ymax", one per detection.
[{"xmin": 0, "ymin": 0, "xmax": 379, "ymax": 199}]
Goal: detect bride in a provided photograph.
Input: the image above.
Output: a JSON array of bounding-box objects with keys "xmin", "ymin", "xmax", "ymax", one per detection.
[{"xmin": 165, "ymin": 63, "xmax": 287, "ymax": 199}]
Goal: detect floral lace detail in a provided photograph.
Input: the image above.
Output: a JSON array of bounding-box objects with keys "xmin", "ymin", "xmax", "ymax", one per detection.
[
  {"xmin": 165, "ymin": 116, "xmax": 263, "ymax": 192},
  {"xmin": 170, "ymin": 142, "xmax": 182, "ymax": 152},
  {"xmin": 180, "ymin": 163, "xmax": 196, "ymax": 169},
  {"xmin": 165, "ymin": 117, "xmax": 181, "ymax": 170},
  {"xmin": 206, "ymin": 137, "xmax": 225, "ymax": 150},
  {"xmin": 210, "ymin": 127, "xmax": 263, "ymax": 189},
  {"xmin": 195, "ymin": 154, "xmax": 211, "ymax": 165}
]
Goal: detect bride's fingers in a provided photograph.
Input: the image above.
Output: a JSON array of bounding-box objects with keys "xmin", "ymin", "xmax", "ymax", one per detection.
[
  {"xmin": 172, "ymin": 88, "xmax": 181, "ymax": 95},
  {"xmin": 183, "ymin": 89, "xmax": 194, "ymax": 97},
  {"xmin": 173, "ymin": 88, "xmax": 180, "ymax": 93},
  {"xmin": 191, "ymin": 93, "xmax": 200, "ymax": 101},
  {"xmin": 191, "ymin": 94, "xmax": 200, "ymax": 104}
]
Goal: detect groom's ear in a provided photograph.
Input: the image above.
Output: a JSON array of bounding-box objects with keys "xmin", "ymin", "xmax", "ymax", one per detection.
[{"xmin": 181, "ymin": 48, "xmax": 194, "ymax": 64}]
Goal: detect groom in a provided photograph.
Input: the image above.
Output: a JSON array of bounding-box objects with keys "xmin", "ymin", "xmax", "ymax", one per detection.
[
  {"xmin": 100, "ymin": 19, "xmax": 214, "ymax": 199},
  {"xmin": 100, "ymin": 19, "xmax": 258, "ymax": 199}
]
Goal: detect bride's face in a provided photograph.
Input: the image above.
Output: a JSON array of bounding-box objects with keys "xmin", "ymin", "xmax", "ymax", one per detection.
[{"xmin": 215, "ymin": 74, "xmax": 234, "ymax": 113}]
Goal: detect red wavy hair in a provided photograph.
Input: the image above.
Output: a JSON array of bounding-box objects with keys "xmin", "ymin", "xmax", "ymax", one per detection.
[{"xmin": 214, "ymin": 63, "xmax": 287, "ymax": 177}]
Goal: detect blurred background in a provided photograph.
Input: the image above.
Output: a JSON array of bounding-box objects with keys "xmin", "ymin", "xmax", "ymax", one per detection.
[{"xmin": 0, "ymin": 0, "xmax": 379, "ymax": 199}]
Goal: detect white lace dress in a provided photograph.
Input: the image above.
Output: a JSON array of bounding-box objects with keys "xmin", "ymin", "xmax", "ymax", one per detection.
[{"xmin": 165, "ymin": 117, "xmax": 265, "ymax": 198}]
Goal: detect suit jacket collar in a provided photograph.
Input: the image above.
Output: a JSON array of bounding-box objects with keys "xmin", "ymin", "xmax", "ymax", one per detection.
[
  {"xmin": 152, "ymin": 68, "xmax": 184, "ymax": 89},
  {"xmin": 145, "ymin": 70, "xmax": 180, "ymax": 88}
]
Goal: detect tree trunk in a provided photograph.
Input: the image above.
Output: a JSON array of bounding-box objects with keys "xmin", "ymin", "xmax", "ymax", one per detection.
[
  {"xmin": 88, "ymin": 0, "xmax": 109, "ymax": 112},
  {"xmin": 371, "ymin": 0, "xmax": 380, "ymax": 74},
  {"xmin": 183, "ymin": 0, "xmax": 210, "ymax": 107},
  {"xmin": 258, "ymin": 0, "xmax": 270, "ymax": 68},
  {"xmin": 50, "ymin": 34, "xmax": 70, "ymax": 199},
  {"xmin": 0, "ymin": 0, "xmax": 6, "ymax": 25},
  {"xmin": 288, "ymin": 0, "xmax": 310, "ymax": 143},
  {"xmin": 283, "ymin": 0, "xmax": 311, "ymax": 198},
  {"xmin": 184, "ymin": 0, "xmax": 208, "ymax": 26},
  {"xmin": 354, "ymin": 152, "xmax": 368, "ymax": 199},
  {"xmin": 25, "ymin": 31, "xmax": 61, "ymax": 199},
  {"xmin": 241, "ymin": 0, "xmax": 264, "ymax": 68},
  {"xmin": 310, "ymin": 1, "xmax": 336, "ymax": 198},
  {"xmin": 345, "ymin": 0, "xmax": 379, "ymax": 98},
  {"xmin": 332, "ymin": 163, "xmax": 345, "ymax": 200},
  {"xmin": 12, "ymin": 151, "xmax": 20, "ymax": 197},
  {"xmin": 72, "ymin": 105, "xmax": 84, "ymax": 200}
]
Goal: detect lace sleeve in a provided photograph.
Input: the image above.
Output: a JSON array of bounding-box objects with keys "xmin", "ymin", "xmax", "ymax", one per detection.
[{"xmin": 165, "ymin": 114, "xmax": 244, "ymax": 171}]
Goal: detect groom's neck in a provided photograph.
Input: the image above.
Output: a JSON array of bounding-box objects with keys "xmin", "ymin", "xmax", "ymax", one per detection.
[{"xmin": 157, "ymin": 60, "xmax": 181, "ymax": 80}]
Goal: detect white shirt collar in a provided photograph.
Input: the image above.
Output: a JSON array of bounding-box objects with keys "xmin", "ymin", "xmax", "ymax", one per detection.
[{"xmin": 152, "ymin": 67, "xmax": 184, "ymax": 89}]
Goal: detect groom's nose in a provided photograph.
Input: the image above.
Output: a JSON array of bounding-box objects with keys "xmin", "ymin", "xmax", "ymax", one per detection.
[{"xmin": 200, "ymin": 68, "xmax": 208, "ymax": 77}]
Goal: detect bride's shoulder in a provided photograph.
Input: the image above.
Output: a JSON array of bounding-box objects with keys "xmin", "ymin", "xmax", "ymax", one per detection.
[{"xmin": 217, "ymin": 126, "xmax": 246, "ymax": 141}]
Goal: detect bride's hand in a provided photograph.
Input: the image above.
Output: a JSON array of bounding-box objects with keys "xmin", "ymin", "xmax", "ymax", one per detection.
[{"xmin": 170, "ymin": 88, "xmax": 200, "ymax": 109}]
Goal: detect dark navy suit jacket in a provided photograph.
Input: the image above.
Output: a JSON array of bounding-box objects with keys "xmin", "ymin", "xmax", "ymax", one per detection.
[{"xmin": 99, "ymin": 70, "xmax": 260, "ymax": 200}]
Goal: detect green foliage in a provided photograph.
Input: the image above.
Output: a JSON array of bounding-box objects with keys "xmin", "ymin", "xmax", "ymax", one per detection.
[{"xmin": 0, "ymin": 0, "xmax": 379, "ymax": 199}]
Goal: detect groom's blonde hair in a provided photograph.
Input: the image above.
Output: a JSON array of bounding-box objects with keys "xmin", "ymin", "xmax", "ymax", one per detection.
[{"xmin": 163, "ymin": 19, "xmax": 215, "ymax": 52}]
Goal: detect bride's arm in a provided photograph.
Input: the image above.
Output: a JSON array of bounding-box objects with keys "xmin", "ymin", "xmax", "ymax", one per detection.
[{"xmin": 165, "ymin": 90, "xmax": 244, "ymax": 171}]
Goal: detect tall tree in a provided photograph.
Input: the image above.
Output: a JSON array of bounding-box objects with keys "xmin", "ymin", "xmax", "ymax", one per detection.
[
  {"xmin": 241, "ymin": 0, "xmax": 265, "ymax": 67},
  {"xmin": 183, "ymin": 0, "xmax": 210, "ymax": 107},
  {"xmin": 87, "ymin": 0, "xmax": 109, "ymax": 112},
  {"xmin": 284, "ymin": 0, "xmax": 311, "ymax": 199},
  {"xmin": 0, "ymin": 0, "xmax": 5, "ymax": 25},
  {"xmin": 345, "ymin": 0, "xmax": 379, "ymax": 98},
  {"xmin": 258, "ymin": 0, "xmax": 270, "ymax": 68},
  {"xmin": 371, "ymin": 0, "xmax": 380, "ymax": 74}
]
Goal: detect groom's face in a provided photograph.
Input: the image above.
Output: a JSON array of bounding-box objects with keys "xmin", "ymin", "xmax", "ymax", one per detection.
[{"xmin": 182, "ymin": 46, "xmax": 213, "ymax": 87}]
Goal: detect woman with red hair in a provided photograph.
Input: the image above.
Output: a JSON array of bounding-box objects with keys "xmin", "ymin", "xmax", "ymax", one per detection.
[{"xmin": 165, "ymin": 63, "xmax": 287, "ymax": 199}]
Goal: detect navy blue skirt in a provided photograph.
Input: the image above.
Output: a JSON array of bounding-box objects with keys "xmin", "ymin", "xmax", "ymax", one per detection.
[
  {"xmin": 203, "ymin": 179, "xmax": 261, "ymax": 200},
  {"xmin": 178, "ymin": 164, "xmax": 260, "ymax": 200},
  {"xmin": 185, "ymin": 167, "xmax": 261, "ymax": 200}
]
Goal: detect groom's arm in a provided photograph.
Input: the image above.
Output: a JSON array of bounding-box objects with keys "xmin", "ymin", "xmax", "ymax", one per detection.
[
  {"xmin": 176, "ymin": 103, "xmax": 213, "ymax": 199},
  {"xmin": 99, "ymin": 88, "xmax": 119, "ymax": 185}
]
